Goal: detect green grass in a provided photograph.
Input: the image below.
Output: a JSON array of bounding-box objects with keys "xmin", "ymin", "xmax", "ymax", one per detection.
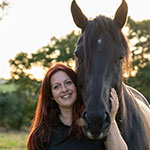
[
  {"xmin": 0, "ymin": 130, "xmax": 28, "ymax": 150},
  {"xmin": 0, "ymin": 84, "xmax": 17, "ymax": 93}
]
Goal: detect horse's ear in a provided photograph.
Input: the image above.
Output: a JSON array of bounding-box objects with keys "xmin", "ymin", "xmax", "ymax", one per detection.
[
  {"xmin": 71, "ymin": 0, "xmax": 88, "ymax": 31},
  {"xmin": 114, "ymin": 0, "xmax": 128, "ymax": 28}
]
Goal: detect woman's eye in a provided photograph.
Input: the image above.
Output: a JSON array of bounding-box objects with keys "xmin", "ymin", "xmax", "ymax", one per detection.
[
  {"xmin": 53, "ymin": 84, "xmax": 60, "ymax": 90},
  {"xmin": 65, "ymin": 80, "xmax": 72, "ymax": 86}
]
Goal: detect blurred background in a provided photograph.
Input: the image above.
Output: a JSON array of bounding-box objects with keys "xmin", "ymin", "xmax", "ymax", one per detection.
[{"xmin": 0, "ymin": 0, "xmax": 150, "ymax": 149}]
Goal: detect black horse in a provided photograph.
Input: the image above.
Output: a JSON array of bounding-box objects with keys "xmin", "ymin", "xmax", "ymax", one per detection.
[{"xmin": 71, "ymin": 0, "xmax": 150, "ymax": 149}]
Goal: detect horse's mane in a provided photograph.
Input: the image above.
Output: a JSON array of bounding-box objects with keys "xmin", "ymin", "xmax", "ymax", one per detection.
[
  {"xmin": 122, "ymin": 84, "xmax": 149, "ymax": 149},
  {"xmin": 83, "ymin": 15, "xmax": 130, "ymax": 74}
]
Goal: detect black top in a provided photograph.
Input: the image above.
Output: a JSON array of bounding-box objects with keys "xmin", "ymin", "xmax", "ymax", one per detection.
[{"xmin": 42, "ymin": 118, "xmax": 105, "ymax": 150}]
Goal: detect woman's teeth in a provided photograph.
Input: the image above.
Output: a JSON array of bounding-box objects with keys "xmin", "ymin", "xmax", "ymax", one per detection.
[{"xmin": 62, "ymin": 94, "xmax": 71, "ymax": 98}]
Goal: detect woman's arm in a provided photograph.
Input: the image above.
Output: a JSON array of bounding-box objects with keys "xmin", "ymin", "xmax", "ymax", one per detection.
[{"xmin": 104, "ymin": 88, "xmax": 128, "ymax": 150}]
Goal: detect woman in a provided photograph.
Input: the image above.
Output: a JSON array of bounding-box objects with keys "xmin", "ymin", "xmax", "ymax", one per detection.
[{"xmin": 27, "ymin": 63, "xmax": 128, "ymax": 150}]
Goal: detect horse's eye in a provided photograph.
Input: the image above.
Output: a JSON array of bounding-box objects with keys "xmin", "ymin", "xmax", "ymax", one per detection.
[
  {"xmin": 115, "ymin": 56, "xmax": 124, "ymax": 64},
  {"xmin": 119, "ymin": 56, "xmax": 124, "ymax": 60},
  {"xmin": 75, "ymin": 46, "xmax": 83, "ymax": 61}
]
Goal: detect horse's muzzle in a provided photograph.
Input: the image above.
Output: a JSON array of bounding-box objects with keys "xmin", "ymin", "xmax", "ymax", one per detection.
[{"xmin": 81, "ymin": 110, "xmax": 111, "ymax": 140}]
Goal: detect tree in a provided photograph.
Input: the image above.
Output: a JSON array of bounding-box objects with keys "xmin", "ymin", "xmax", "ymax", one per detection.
[
  {"xmin": 126, "ymin": 17, "xmax": 150, "ymax": 101},
  {"xmin": 9, "ymin": 31, "xmax": 79, "ymax": 79},
  {"xmin": 0, "ymin": 91, "xmax": 25, "ymax": 129},
  {"xmin": 30, "ymin": 31, "xmax": 79, "ymax": 69},
  {"xmin": 0, "ymin": 0, "xmax": 9, "ymax": 20}
]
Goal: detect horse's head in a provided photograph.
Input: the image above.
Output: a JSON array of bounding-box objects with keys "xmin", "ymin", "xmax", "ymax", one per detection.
[{"xmin": 71, "ymin": 0, "xmax": 129, "ymax": 140}]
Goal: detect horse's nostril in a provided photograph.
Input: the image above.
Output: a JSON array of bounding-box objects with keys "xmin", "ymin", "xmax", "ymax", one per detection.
[
  {"xmin": 81, "ymin": 111, "xmax": 89, "ymax": 128},
  {"xmin": 81, "ymin": 111, "xmax": 111, "ymax": 130},
  {"xmin": 103, "ymin": 112, "xmax": 111, "ymax": 128},
  {"xmin": 82, "ymin": 111, "xmax": 88, "ymax": 120},
  {"xmin": 84, "ymin": 112, "xmax": 88, "ymax": 121},
  {"xmin": 104, "ymin": 113, "xmax": 107, "ymax": 120},
  {"xmin": 104, "ymin": 112, "xmax": 109, "ymax": 121}
]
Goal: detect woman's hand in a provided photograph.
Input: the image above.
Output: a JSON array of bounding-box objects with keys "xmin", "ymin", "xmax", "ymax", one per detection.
[
  {"xmin": 105, "ymin": 89, "xmax": 128, "ymax": 150},
  {"xmin": 110, "ymin": 88, "xmax": 119, "ymax": 121}
]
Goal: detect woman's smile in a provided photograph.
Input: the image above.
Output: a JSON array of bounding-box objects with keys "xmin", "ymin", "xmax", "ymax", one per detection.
[
  {"xmin": 51, "ymin": 71, "xmax": 77, "ymax": 109},
  {"xmin": 61, "ymin": 93, "xmax": 72, "ymax": 99}
]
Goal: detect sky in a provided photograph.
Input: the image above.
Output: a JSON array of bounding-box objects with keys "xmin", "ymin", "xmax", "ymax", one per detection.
[{"xmin": 0, "ymin": 0, "xmax": 150, "ymax": 79}]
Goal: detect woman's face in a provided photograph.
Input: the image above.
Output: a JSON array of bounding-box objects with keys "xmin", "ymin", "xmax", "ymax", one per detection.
[{"xmin": 50, "ymin": 71, "xmax": 77, "ymax": 110}]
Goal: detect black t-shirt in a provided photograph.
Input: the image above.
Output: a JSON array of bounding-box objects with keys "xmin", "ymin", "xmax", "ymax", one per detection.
[{"xmin": 44, "ymin": 118, "xmax": 105, "ymax": 150}]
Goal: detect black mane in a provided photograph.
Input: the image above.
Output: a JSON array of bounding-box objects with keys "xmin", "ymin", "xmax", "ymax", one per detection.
[{"xmin": 83, "ymin": 15, "xmax": 130, "ymax": 72}]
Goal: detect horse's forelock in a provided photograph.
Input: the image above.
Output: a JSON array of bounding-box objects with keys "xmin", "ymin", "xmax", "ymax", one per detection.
[
  {"xmin": 82, "ymin": 15, "xmax": 130, "ymax": 75},
  {"xmin": 83, "ymin": 21, "xmax": 99, "ymax": 59}
]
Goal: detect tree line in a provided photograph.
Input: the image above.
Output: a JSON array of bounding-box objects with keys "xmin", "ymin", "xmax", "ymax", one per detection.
[{"xmin": 0, "ymin": 17, "xmax": 150, "ymax": 130}]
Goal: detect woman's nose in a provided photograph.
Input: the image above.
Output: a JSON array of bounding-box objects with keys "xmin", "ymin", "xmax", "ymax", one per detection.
[{"xmin": 61, "ymin": 84, "xmax": 68, "ymax": 92}]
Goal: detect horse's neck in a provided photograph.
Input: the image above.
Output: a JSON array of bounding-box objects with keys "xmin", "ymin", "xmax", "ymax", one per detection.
[
  {"xmin": 116, "ymin": 83, "xmax": 142, "ymax": 128},
  {"xmin": 124, "ymin": 83, "xmax": 150, "ymax": 108},
  {"xmin": 117, "ymin": 83, "xmax": 138, "ymax": 122},
  {"xmin": 117, "ymin": 83, "xmax": 150, "ymax": 149}
]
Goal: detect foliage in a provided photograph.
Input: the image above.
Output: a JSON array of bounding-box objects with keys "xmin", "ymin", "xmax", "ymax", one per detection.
[
  {"xmin": 0, "ymin": 83, "xmax": 17, "ymax": 93},
  {"xmin": 0, "ymin": 78, "xmax": 40, "ymax": 129},
  {"xmin": 126, "ymin": 17, "xmax": 150, "ymax": 101},
  {"xmin": 127, "ymin": 17, "xmax": 150, "ymax": 69},
  {"xmin": 0, "ymin": 91, "xmax": 25, "ymax": 129},
  {"xmin": 128, "ymin": 63, "xmax": 150, "ymax": 100},
  {"xmin": 9, "ymin": 31, "xmax": 79, "ymax": 80}
]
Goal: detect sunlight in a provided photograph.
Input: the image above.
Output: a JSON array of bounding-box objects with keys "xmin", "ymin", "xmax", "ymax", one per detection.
[
  {"xmin": 25, "ymin": 66, "xmax": 45, "ymax": 80},
  {"xmin": 131, "ymin": 71, "xmax": 136, "ymax": 77},
  {"xmin": 144, "ymin": 54, "xmax": 150, "ymax": 59},
  {"xmin": 0, "ymin": 0, "xmax": 150, "ymax": 79},
  {"xmin": 123, "ymin": 73, "xmax": 129, "ymax": 78}
]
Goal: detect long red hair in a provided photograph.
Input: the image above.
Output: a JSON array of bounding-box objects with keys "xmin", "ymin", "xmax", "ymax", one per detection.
[{"xmin": 27, "ymin": 63, "xmax": 84, "ymax": 150}]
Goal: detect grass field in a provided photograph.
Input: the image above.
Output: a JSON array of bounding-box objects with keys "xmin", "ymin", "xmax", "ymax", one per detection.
[
  {"xmin": 0, "ymin": 130, "xmax": 28, "ymax": 150},
  {"xmin": 0, "ymin": 83, "xmax": 17, "ymax": 93}
]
